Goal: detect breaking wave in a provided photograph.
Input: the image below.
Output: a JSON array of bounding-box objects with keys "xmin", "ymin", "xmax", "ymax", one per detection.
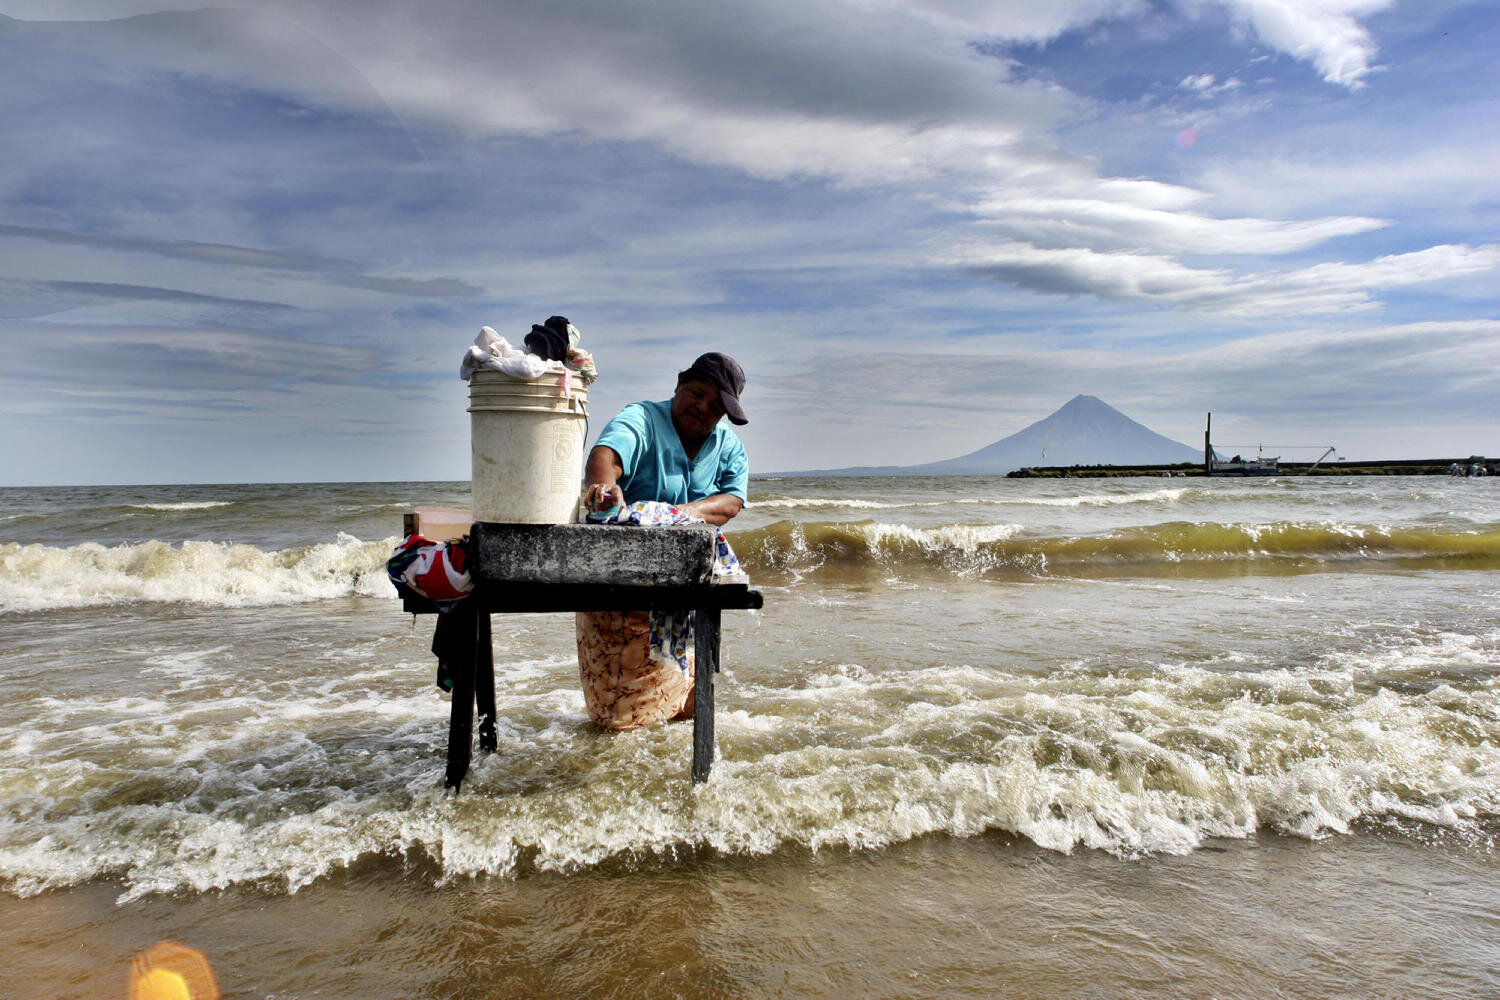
[
  {"xmin": 126, "ymin": 501, "xmax": 235, "ymax": 511},
  {"xmin": 999, "ymin": 486, "xmax": 1195, "ymax": 507},
  {"xmin": 2, "ymin": 630, "xmax": 1495, "ymax": 901},
  {"xmin": 734, "ymin": 519, "xmax": 1500, "ymax": 580},
  {"xmin": 0, "ymin": 533, "xmax": 398, "ymax": 612},
  {"xmin": 752, "ymin": 487, "xmax": 1198, "ymax": 511},
  {"xmin": 5, "ymin": 518, "xmax": 1499, "ymax": 612}
]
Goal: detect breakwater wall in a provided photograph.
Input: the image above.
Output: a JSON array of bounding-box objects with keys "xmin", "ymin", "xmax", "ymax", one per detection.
[{"xmin": 1007, "ymin": 458, "xmax": 1494, "ymax": 478}]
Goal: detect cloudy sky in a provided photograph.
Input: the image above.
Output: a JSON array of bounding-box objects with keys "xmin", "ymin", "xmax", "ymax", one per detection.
[{"xmin": 1, "ymin": 0, "xmax": 1495, "ymax": 484}]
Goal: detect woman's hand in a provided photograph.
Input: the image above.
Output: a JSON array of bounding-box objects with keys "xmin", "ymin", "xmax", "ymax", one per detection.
[
  {"xmin": 583, "ymin": 446, "xmax": 626, "ymax": 514},
  {"xmin": 586, "ymin": 481, "xmax": 625, "ymax": 512}
]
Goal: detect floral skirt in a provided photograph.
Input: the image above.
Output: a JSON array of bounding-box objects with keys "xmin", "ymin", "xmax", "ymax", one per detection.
[{"xmin": 575, "ymin": 611, "xmax": 695, "ymax": 730}]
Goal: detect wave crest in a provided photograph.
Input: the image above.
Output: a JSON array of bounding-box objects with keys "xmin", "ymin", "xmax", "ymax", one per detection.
[
  {"xmin": 4, "ymin": 519, "xmax": 1497, "ymax": 611},
  {"xmin": 752, "ymin": 487, "xmax": 1195, "ymax": 511},
  {"xmin": 126, "ymin": 501, "xmax": 235, "ymax": 511},
  {"xmin": 0, "ymin": 534, "xmax": 397, "ymax": 612},
  {"xmin": 732, "ymin": 519, "xmax": 1500, "ymax": 580},
  {"xmin": 3, "ymin": 631, "xmax": 1495, "ymax": 899}
]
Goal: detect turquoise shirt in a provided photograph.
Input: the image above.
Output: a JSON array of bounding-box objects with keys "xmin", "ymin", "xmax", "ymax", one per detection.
[{"xmin": 594, "ymin": 400, "xmax": 749, "ymax": 505}]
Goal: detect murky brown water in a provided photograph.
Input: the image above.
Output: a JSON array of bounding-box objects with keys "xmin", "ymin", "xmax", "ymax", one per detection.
[
  {"xmin": 4, "ymin": 831, "xmax": 1497, "ymax": 999},
  {"xmin": 3, "ymin": 478, "xmax": 1498, "ymax": 998}
]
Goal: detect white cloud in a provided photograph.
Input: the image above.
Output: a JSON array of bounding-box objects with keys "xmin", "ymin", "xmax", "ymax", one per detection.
[
  {"xmin": 1, "ymin": 1, "xmax": 1394, "ymax": 183},
  {"xmin": 1199, "ymin": 142, "xmax": 1500, "ymax": 219},
  {"xmin": 868, "ymin": 0, "xmax": 1150, "ymax": 41},
  {"xmin": 1178, "ymin": 72, "xmax": 1242, "ymax": 96},
  {"xmin": 963, "ymin": 193, "xmax": 1386, "ymax": 254},
  {"xmin": 1, "ymin": 0, "xmax": 1489, "ymax": 483},
  {"xmin": 2, "ymin": 3, "xmax": 1421, "ymax": 295},
  {"xmin": 1213, "ymin": 0, "xmax": 1394, "ymax": 88},
  {"xmin": 943, "ymin": 242, "xmax": 1500, "ymax": 315}
]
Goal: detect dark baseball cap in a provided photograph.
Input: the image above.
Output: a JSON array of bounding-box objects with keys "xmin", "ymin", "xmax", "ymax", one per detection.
[{"xmin": 679, "ymin": 352, "xmax": 748, "ymax": 425}]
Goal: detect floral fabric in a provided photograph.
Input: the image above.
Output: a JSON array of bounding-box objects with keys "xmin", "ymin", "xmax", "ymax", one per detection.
[
  {"xmin": 574, "ymin": 500, "xmax": 747, "ymax": 730},
  {"xmin": 575, "ymin": 610, "xmax": 694, "ymax": 730}
]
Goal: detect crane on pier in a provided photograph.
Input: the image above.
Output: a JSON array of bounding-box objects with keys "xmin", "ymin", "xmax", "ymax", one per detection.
[{"xmin": 1205, "ymin": 413, "xmax": 1338, "ymax": 475}]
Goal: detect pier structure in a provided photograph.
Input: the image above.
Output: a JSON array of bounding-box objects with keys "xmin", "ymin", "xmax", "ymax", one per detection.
[{"xmin": 1006, "ymin": 458, "xmax": 1484, "ymax": 478}]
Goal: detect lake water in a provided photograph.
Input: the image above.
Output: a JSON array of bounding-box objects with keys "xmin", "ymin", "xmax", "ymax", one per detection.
[{"xmin": 2, "ymin": 475, "xmax": 1497, "ymax": 998}]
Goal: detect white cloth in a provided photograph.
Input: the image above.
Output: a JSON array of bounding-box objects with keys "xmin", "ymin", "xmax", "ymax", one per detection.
[{"xmin": 459, "ymin": 326, "xmax": 566, "ymax": 381}]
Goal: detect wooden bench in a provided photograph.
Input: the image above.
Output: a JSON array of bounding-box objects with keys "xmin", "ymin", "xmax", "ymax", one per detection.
[{"xmin": 401, "ymin": 512, "xmax": 763, "ymax": 790}]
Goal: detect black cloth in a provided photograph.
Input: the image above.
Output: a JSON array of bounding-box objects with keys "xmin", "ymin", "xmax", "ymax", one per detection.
[
  {"xmin": 524, "ymin": 315, "xmax": 572, "ymax": 361},
  {"xmin": 431, "ymin": 610, "xmax": 464, "ymax": 692}
]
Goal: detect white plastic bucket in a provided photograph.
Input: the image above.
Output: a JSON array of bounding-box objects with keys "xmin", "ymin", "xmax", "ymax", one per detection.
[{"xmin": 468, "ymin": 370, "xmax": 589, "ymax": 523}]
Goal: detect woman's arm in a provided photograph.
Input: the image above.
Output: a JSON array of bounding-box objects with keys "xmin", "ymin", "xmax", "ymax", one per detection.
[
  {"xmin": 583, "ymin": 445, "xmax": 626, "ymax": 509},
  {"xmin": 587, "ymin": 443, "xmax": 743, "ymax": 524},
  {"xmin": 678, "ymin": 493, "xmax": 744, "ymax": 526}
]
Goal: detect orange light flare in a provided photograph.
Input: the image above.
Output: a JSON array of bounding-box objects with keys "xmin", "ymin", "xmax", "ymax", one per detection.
[{"xmin": 127, "ymin": 942, "xmax": 220, "ymax": 1000}]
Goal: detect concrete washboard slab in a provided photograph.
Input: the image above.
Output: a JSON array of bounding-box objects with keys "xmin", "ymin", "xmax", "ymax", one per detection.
[{"xmin": 468, "ymin": 522, "xmax": 717, "ymax": 588}]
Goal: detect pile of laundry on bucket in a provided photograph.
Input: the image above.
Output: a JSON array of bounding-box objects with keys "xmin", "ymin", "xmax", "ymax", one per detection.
[{"xmin": 459, "ymin": 315, "xmax": 598, "ymax": 388}]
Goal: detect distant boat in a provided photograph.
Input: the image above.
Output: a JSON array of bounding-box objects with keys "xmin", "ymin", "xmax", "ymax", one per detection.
[
  {"xmin": 1204, "ymin": 413, "xmax": 1279, "ymax": 476},
  {"xmin": 1210, "ymin": 453, "xmax": 1279, "ymax": 476}
]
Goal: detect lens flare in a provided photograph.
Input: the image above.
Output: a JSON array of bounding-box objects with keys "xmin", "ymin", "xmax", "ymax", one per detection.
[
  {"xmin": 1175, "ymin": 126, "xmax": 1199, "ymax": 149},
  {"xmin": 127, "ymin": 942, "xmax": 219, "ymax": 1000}
]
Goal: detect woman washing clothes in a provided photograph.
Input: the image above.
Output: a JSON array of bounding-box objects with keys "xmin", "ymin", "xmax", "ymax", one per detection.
[{"xmin": 578, "ymin": 352, "xmax": 749, "ymax": 729}]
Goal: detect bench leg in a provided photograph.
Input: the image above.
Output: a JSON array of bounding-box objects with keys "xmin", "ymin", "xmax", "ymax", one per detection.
[
  {"xmin": 692, "ymin": 606, "xmax": 720, "ymax": 783},
  {"xmin": 475, "ymin": 611, "xmax": 497, "ymax": 753},
  {"xmin": 444, "ymin": 602, "xmax": 477, "ymax": 790}
]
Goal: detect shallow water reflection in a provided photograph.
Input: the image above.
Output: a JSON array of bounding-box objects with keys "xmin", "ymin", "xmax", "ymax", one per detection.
[{"xmin": 4, "ymin": 832, "xmax": 1498, "ymax": 1000}]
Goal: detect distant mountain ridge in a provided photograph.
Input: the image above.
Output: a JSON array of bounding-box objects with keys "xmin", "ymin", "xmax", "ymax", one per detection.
[{"xmin": 785, "ymin": 395, "xmax": 1200, "ymax": 477}]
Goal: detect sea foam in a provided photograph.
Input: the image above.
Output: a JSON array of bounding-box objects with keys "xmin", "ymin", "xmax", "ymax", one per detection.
[
  {"xmin": 752, "ymin": 487, "xmax": 1195, "ymax": 511},
  {"xmin": 127, "ymin": 501, "xmax": 235, "ymax": 511},
  {"xmin": 4, "ymin": 634, "xmax": 1497, "ymax": 901},
  {"xmin": 0, "ymin": 533, "xmax": 399, "ymax": 612}
]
